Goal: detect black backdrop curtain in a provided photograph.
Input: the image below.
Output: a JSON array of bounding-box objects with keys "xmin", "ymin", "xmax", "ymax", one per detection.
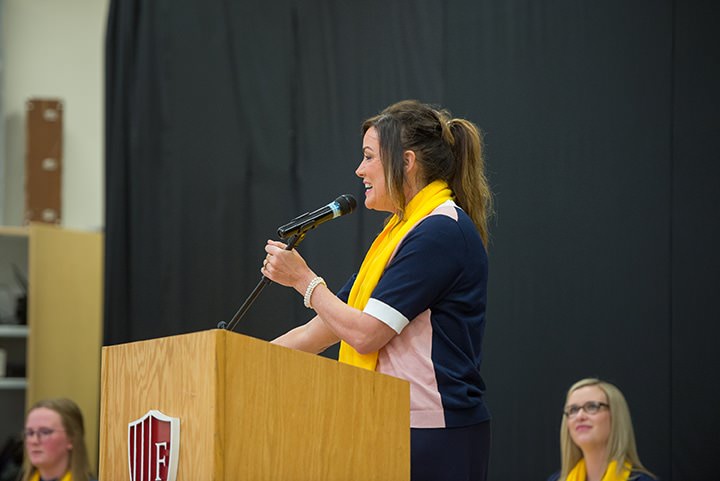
[{"xmin": 104, "ymin": 1, "xmax": 720, "ymax": 479}]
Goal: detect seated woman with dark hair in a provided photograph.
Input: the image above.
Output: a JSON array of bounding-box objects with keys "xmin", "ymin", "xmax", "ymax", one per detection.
[{"xmin": 547, "ymin": 378, "xmax": 657, "ymax": 481}]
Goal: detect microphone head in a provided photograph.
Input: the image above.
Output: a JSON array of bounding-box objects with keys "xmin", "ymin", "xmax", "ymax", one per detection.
[{"xmin": 335, "ymin": 194, "xmax": 357, "ymax": 215}]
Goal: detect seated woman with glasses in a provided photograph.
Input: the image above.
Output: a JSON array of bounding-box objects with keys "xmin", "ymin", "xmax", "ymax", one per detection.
[
  {"xmin": 547, "ymin": 378, "xmax": 657, "ymax": 481},
  {"xmin": 21, "ymin": 398, "xmax": 95, "ymax": 481}
]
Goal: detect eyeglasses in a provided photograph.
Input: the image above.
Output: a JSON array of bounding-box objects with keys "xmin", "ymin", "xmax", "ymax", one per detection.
[
  {"xmin": 563, "ymin": 401, "xmax": 609, "ymax": 418},
  {"xmin": 22, "ymin": 428, "xmax": 63, "ymax": 442}
]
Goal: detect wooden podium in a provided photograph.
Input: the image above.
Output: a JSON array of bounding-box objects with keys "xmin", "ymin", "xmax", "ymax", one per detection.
[{"xmin": 99, "ymin": 329, "xmax": 410, "ymax": 480}]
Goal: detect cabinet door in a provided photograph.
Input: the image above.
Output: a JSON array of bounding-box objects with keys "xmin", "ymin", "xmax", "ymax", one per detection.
[{"xmin": 27, "ymin": 224, "xmax": 103, "ymax": 470}]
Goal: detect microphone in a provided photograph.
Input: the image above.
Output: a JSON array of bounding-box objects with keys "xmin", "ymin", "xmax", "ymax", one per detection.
[
  {"xmin": 220, "ymin": 194, "xmax": 357, "ymax": 332},
  {"xmin": 277, "ymin": 194, "xmax": 357, "ymax": 239}
]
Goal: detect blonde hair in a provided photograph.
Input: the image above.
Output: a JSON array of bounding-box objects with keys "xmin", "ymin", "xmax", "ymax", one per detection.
[
  {"xmin": 22, "ymin": 398, "xmax": 94, "ymax": 481},
  {"xmin": 362, "ymin": 100, "xmax": 493, "ymax": 247},
  {"xmin": 558, "ymin": 378, "xmax": 655, "ymax": 480}
]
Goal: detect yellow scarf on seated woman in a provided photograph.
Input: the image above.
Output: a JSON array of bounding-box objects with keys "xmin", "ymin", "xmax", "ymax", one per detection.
[
  {"xmin": 566, "ymin": 459, "xmax": 632, "ymax": 481},
  {"xmin": 338, "ymin": 180, "xmax": 453, "ymax": 371},
  {"xmin": 29, "ymin": 471, "xmax": 72, "ymax": 481}
]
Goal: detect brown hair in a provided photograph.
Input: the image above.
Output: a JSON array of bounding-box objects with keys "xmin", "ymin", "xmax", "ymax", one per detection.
[
  {"xmin": 362, "ymin": 99, "xmax": 493, "ymax": 246},
  {"xmin": 22, "ymin": 398, "xmax": 94, "ymax": 481}
]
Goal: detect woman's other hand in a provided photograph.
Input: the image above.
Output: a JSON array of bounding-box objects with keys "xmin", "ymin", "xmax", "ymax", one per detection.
[{"xmin": 262, "ymin": 240, "xmax": 317, "ymax": 294}]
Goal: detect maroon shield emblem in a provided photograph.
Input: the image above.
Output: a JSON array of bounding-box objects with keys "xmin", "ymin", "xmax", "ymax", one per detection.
[{"xmin": 128, "ymin": 410, "xmax": 180, "ymax": 481}]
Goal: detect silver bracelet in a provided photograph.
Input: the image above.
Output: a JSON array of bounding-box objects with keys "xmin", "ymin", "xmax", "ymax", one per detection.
[{"xmin": 303, "ymin": 276, "xmax": 326, "ymax": 309}]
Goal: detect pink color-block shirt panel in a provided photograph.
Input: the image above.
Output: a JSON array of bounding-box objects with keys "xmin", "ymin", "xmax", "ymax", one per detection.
[{"xmin": 376, "ymin": 309, "xmax": 445, "ymax": 427}]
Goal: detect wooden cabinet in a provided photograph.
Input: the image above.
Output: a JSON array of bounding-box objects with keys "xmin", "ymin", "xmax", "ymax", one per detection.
[{"xmin": 0, "ymin": 224, "xmax": 103, "ymax": 471}]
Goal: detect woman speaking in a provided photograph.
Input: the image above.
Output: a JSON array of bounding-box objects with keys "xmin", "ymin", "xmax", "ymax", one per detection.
[{"xmin": 262, "ymin": 99, "xmax": 493, "ymax": 481}]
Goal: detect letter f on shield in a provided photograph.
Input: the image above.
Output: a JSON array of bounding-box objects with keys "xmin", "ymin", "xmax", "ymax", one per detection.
[{"xmin": 128, "ymin": 410, "xmax": 180, "ymax": 481}]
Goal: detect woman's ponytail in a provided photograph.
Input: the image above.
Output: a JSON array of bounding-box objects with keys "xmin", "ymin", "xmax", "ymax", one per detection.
[{"xmin": 448, "ymin": 119, "xmax": 493, "ymax": 247}]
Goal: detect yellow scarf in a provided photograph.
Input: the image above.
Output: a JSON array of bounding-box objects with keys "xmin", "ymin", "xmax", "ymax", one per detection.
[
  {"xmin": 566, "ymin": 459, "xmax": 632, "ymax": 481},
  {"xmin": 338, "ymin": 180, "xmax": 453, "ymax": 370},
  {"xmin": 29, "ymin": 471, "xmax": 72, "ymax": 481}
]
